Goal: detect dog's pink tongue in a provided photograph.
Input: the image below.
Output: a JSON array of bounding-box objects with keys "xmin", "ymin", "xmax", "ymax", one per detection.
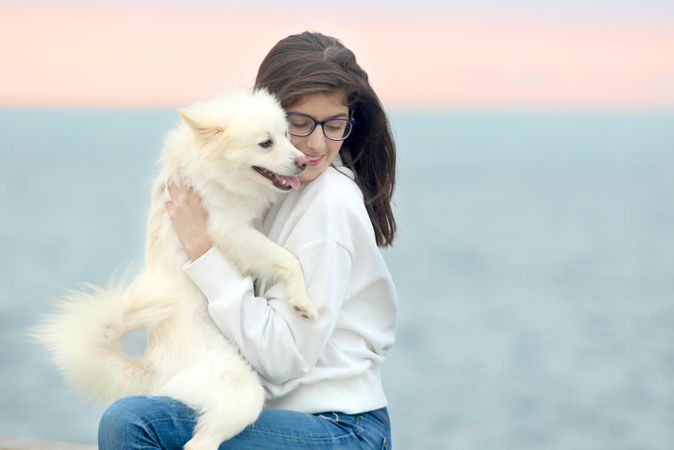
[{"xmin": 287, "ymin": 176, "xmax": 301, "ymax": 190}]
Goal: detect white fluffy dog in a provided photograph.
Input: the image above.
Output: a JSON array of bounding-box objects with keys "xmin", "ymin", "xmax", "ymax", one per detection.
[{"xmin": 33, "ymin": 89, "xmax": 317, "ymax": 450}]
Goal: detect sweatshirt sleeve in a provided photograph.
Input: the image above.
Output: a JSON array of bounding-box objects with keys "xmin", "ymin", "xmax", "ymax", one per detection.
[{"xmin": 183, "ymin": 240, "xmax": 352, "ymax": 384}]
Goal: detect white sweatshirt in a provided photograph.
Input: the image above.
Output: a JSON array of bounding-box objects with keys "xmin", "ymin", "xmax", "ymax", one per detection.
[{"xmin": 183, "ymin": 161, "xmax": 398, "ymax": 414}]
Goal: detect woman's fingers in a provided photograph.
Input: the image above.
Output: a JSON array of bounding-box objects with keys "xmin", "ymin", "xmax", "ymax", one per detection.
[
  {"xmin": 164, "ymin": 201, "xmax": 174, "ymax": 216},
  {"xmin": 166, "ymin": 180, "xmax": 180, "ymax": 200},
  {"xmin": 164, "ymin": 180, "xmax": 204, "ymax": 214},
  {"xmin": 165, "ymin": 179, "xmax": 193, "ymax": 202},
  {"xmin": 162, "ymin": 177, "xmax": 212, "ymax": 261}
]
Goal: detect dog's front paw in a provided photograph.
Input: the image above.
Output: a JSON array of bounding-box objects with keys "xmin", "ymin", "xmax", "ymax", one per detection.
[{"xmin": 288, "ymin": 291, "xmax": 317, "ymax": 320}]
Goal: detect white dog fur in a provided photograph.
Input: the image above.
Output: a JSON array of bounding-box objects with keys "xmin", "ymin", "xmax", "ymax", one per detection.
[{"xmin": 32, "ymin": 89, "xmax": 317, "ymax": 450}]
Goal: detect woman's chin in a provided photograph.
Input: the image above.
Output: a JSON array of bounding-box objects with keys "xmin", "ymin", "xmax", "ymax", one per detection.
[{"xmin": 299, "ymin": 170, "xmax": 318, "ymax": 183}]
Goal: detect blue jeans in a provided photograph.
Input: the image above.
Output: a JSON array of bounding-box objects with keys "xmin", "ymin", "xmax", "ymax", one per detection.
[{"xmin": 98, "ymin": 396, "xmax": 391, "ymax": 449}]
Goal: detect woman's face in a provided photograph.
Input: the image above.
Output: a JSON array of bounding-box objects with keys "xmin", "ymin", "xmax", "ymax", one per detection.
[{"xmin": 287, "ymin": 91, "xmax": 349, "ymax": 183}]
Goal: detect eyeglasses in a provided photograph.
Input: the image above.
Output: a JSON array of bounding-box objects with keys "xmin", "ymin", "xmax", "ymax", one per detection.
[{"xmin": 286, "ymin": 112, "xmax": 355, "ymax": 141}]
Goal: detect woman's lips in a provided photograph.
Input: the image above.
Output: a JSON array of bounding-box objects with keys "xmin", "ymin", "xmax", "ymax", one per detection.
[{"xmin": 306, "ymin": 155, "xmax": 323, "ymax": 167}]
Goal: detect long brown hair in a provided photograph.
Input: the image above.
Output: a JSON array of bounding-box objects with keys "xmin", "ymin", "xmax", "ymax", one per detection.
[{"xmin": 254, "ymin": 31, "xmax": 397, "ymax": 247}]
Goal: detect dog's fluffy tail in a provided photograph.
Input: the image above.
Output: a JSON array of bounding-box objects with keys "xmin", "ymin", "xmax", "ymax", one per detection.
[{"xmin": 30, "ymin": 271, "xmax": 174, "ymax": 403}]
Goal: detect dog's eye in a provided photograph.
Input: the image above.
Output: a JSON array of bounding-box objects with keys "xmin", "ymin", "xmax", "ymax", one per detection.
[{"xmin": 258, "ymin": 139, "xmax": 273, "ymax": 149}]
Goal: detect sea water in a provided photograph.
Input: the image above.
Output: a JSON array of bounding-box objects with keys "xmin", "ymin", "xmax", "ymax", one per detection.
[{"xmin": 0, "ymin": 108, "xmax": 672, "ymax": 449}]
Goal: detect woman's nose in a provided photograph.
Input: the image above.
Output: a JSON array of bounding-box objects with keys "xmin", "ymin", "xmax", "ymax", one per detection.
[{"xmin": 306, "ymin": 125, "xmax": 327, "ymax": 151}]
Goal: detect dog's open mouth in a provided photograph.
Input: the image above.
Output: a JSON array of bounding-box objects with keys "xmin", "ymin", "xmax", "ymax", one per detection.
[{"xmin": 253, "ymin": 166, "xmax": 301, "ymax": 191}]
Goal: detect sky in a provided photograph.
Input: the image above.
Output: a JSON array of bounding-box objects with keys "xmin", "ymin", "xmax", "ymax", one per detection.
[{"xmin": 1, "ymin": 1, "xmax": 673, "ymax": 108}]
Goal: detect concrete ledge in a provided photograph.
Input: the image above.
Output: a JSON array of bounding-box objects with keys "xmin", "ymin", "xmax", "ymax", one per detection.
[{"xmin": 0, "ymin": 435, "xmax": 96, "ymax": 450}]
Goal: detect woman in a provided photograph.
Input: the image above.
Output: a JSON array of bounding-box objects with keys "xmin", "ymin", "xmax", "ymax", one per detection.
[{"xmin": 99, "ymin": 31, "xmax": 398, "ymax": 449}]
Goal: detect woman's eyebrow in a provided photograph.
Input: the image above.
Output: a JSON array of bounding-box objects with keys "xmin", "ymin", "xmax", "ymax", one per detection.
[{"xmin": 287, "ymin": 111, "xmax": 349, "ymax": 120}]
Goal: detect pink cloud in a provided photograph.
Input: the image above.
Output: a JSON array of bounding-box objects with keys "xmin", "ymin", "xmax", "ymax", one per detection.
[{"xmin": 1, "ymin": 7, "xmax": 673, "ymax": 108}]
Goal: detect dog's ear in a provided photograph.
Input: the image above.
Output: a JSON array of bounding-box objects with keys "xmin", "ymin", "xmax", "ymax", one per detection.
[{"xmin": 180, "ymin": 108, "xmax": 225, "ymax": 143}]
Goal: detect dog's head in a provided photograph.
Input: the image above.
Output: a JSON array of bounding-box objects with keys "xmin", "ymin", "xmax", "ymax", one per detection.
[{"xmin": 178, "ymin": 89, "xmax": 306, "ymax": 194}]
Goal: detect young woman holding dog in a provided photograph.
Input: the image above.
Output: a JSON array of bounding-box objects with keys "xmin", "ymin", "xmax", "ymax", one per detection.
[{"xmin": 99, "ymin": 31, "xmax": 397, "ymax": 449}]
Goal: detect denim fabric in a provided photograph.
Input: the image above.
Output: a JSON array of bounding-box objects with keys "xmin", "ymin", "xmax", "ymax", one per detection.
[{"xmin": 98, "ymin": 396, "xmax": 391, "ymax": 449}]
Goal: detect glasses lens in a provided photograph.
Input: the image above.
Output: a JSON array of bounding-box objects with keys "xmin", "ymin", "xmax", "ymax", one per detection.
[
  {"xmin": 324, "ymin": 119, "xmax": 352, "ymax": 141},
  {"xmin": 288, "ymin": 114, "xmax": 314, "ymax": 136}
]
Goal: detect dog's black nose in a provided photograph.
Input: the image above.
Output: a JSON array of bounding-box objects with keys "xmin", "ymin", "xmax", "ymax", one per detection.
[{"xmin": 296, "ymin": 157, "xmax": 308, "ymax": 170}]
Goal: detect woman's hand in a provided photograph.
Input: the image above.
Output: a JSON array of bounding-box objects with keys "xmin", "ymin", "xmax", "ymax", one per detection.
[{"xmin": 165, "ymin": 180, "xmax": 213, "ymax": 261}]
